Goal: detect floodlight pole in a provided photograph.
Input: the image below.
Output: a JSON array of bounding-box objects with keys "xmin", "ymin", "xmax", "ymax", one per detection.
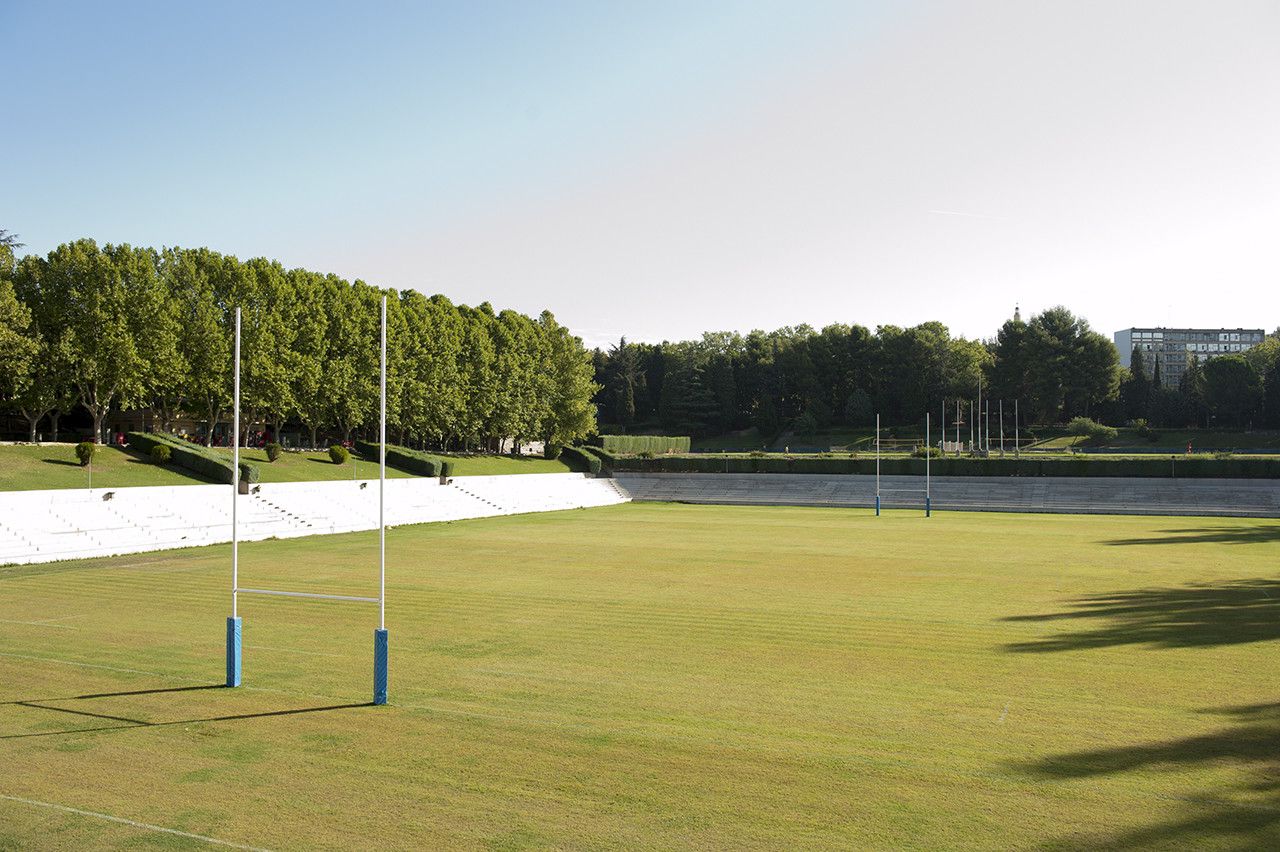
[
  {"xmin": 374, "ymin": 295, "xmax": 389, "ymax": 706},
  {"xmin": 999, "ymin": 400, "xmax": 1005, "ymax": 457},
  {"xmin": 874, "ymin": 413, "xmax": 880, "ymax": 516},
  {"xmin": 226, "ymin": 307, "xmax": 242, "ymax": 688}
]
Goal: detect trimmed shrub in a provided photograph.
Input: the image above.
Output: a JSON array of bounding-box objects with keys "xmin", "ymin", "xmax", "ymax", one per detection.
[
  {"xmin": 150, "ymin": 444, "xmax": 171, "ymax": 464},
  {"xmin": 595, "ymin": 435, "xmax": 691, "ymax": 455},
  {"xmin": 126, "ymin": 432, "xmax": 256, "ymax": 484},
  {"xmin": 75, "ymin": 442, "xmax": 95, "ymax": 466},
  {"xmin": 543, "ymin": 443, "xmax": 563, "ymax": 460},
  {"xmin": 265, "ymin": 442, "xmax": 282, "ymax": 462},
  {"xmin": 354, "ymin": 440, "xmax": 450, "ymax": 477},
  {"xmin": 911, "ymin": 446, "xmax": 941, "ymax": 459},
  {"xmin": 1067, "ymin": 417, "xmax": 1118, "ymax": 444},
  {"xmin": 329, "ymin": 445, "xmax": 350, "ymax": 465},
  {"xmin": 562, "ymin": 445, "xmax": 602, "ymax": 476}
]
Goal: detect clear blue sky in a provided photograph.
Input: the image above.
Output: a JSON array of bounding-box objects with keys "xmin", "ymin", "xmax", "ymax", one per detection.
[{"xmin": 4, "ymin": 1, "xmax": 1278, "ymax": 346}]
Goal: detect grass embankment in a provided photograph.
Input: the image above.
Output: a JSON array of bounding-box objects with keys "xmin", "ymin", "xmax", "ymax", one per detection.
[
  {"xmin": 0, "ymin": 444, "xmax": 572, "ymax": 491},
  {"xmin": 3, "ymin": 505, "xmax": 1279, "ymax": 848},
  {"xmin": 213, "ymin": 447, "xmax": 570, "ymax": 479},
  {"xmin": 208, "ymin": 448, "xmax": 416, "ymax": 482},
  {"xmin": 0, "ymin": 444, "xmax": 216, "ymax": 490}
]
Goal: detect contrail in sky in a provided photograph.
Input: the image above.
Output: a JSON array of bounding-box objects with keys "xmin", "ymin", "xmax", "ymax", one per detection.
[{"xmin": 928, "ymin": 209, "xmax": 1009, "ymax": 221}]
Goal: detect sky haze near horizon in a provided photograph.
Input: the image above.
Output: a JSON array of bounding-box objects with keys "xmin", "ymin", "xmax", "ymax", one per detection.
[{"xmin": 4, "ymin": 1, "xmax": 1278, "ymax": 348}]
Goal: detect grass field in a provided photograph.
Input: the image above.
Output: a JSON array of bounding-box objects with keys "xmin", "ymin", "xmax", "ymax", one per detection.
[{"xmin": 3, "ymin": 504, "xmax": 1279, "ymax": 849}]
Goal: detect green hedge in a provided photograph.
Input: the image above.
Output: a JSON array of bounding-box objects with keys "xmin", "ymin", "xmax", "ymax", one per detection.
[
  {"xmin": 355, "ymin": 441, "xmax": 453, "ymax": 478},
  {"xmin": 127, "ymin": 432, "xmax": 259, "ymax": 484},
  {"xmin": 594, "ymin": 435, "xmax": 691, "ymax": 455},
  {"xmin": 579, "ymin": 445, "xmax": 619, "ymax": 471},
  {"xmin": 561, "ymin": 445, "xmax": 602, "ymax": 476},
  {"xmin": 609, "ymin": 454, "xmax": 1280, "ymax": 479}
]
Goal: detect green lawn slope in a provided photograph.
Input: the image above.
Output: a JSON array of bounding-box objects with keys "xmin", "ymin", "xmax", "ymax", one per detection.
[{"xmin": 0, "ymin": 444, "xmax": 218, "ymax": 490}]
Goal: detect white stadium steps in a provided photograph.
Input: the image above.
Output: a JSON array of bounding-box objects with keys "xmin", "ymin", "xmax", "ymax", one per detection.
[
  {"xmin": 0, "ymin": 474, "xmax": 629, "ymax": 566},
  {"xmin": 615, "ymin": 473, "xmax": 1280, "ymax": 518}
]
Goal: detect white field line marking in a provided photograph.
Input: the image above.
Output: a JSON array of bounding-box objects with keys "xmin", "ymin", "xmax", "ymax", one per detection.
[
  {"xmin": 245, "ymin": 645, "xmax": 342, "ymax": 658},
  {"xmin": 0, "ymin": 619, "xmax": 78, "ymax": 630},
  {"xmin": 0, "ymin": 652, "xmax": 193, "ymax": 680},
  {"xmin": 0, "ymin": 793, "xmax": 270, "ymax": 851},
  {"xmin": 998, "ymin": 703, "xmax": 1010, "ymax": 724}
]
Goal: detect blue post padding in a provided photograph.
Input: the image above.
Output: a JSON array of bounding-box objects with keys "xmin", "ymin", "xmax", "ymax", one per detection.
[
  {"xmin": 373, "ymin": 628, "xmax": 389, "ymax": 705},
  {"xmin": 875, "ymin": 495, "xmax": 880, "ymax": 516},
  {"xmin": 225, "ymin": 616, "xmax": 242, "ymax": 687},
  {"xmin": 926, "ymin": 496, "xmax": 931, "ymax": 517}
]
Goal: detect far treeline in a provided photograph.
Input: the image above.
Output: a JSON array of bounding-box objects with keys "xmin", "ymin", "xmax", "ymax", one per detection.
[
  {"xmin": 0, "ymin": 236, "xmax": 598, "ymax": 449},
  {"xmin": 593, "ymin": 308, "xmax": 1280, "ymax": 437}
]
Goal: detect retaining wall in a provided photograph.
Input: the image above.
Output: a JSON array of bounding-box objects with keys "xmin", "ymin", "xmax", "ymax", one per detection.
[{"xmin": 614, "ymin": 473, "xmax": 1279, "ymax": 518}]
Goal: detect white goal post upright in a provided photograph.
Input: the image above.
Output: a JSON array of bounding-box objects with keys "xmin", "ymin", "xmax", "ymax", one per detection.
[
  {"xmin": 374, "ymin": 295, "xmax": 389, "ymax": 706},
  {"xmin": 226, "ymin": 308, "xmax": 242, "ymax": 688}
]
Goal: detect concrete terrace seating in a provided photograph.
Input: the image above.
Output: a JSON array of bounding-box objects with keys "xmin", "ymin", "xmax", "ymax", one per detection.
[
  {"xmin": 614, "ymin": 473, "xmax": 1280, "ymax": 518},
  {"xmin": 0, "ymin": 473, "xmax": 629, "ymax": 566}
]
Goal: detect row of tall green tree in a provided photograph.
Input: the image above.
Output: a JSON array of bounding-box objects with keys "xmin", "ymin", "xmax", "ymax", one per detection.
[
  {"xmin": 0, "ymin": 236, "xmax": 598, "ymax": 448},
  {"xmin": 593, "ymin": 306, "xmax": 1280, "ymax": 437},
  {"xmin": 1118, "ymin": 342, "xmax": 1280, "ymax": 430}
]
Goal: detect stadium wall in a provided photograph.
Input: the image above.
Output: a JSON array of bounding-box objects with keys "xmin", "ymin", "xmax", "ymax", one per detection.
[
  {"xmin": 0, "ymin": 473, "xmax": 630, "ymax": 566},
  {"xmin": 614, "ymin": 473, "xmax": 1280, "ymax": 518}
]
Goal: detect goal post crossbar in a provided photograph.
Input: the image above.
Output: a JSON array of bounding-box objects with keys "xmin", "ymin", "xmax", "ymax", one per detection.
[{"xmin": 235, "ymin": 588, "xmax": 380, "ymax": 604}]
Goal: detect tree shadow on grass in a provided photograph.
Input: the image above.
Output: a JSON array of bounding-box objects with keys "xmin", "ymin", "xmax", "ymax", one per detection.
[
  {"xmin": 0, "ymin": 684, "xmax": 371, "ymax": 740},
  {"xmin": 39, "ymin": 459, "xmax": 83, "ymax": 468},
  {"xmin": 1004, "ymin": 579, "xmax": 1280, "ymax": 653},
  {"xmin": 1103, "ymin": 525, "xmax": 1280, "ymax": 547},
  {"xmin": 1018, "ymin": 702, "xmax": 1280, "ymax": 849}
]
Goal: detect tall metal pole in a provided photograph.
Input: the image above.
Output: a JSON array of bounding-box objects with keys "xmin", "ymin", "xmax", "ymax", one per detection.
[
  {"xmin": 1015, "ymin": 399, "xmax": 1020, "ymax": 459},
  {"xmin": 955, "ymin": 399, "xmax": 960, "ymax": 457},
  {"xmin": 976, "ymin": 376, "xmax": 981, "ymax": 453},
  {"xmin": 226, "ymin": 307, "xmax": 242, "ymax": 688},
  {"xmin": 969, "ymin": 400, "xmax": 974, "ymax": 454},
  {"xmin": 999, "ymin": 400, "xmax": 1005, "ymax": 456},
  {"xmin": 374, "ymin": 295, "xmax": 389, "ymax": 705}
]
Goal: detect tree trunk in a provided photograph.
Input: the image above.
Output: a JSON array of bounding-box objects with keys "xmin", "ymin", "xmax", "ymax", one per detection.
[
  {"xmin": 205, "ymin": 403, "xmax": 219, "ymax": 446},
  {"xmin": 91, "ymin": 410, "xmax": 106, "ymax": 444},
  {"xmin": 309, "ymin": 426, "xmax": 318, "ymax": 450},
  {"xmin": 24, "ymin": 411, "xmax": 41, "ymax": 442},
  {"xmin": 50, "ymin": 411, "xmax": 61, "ymax": 442}
]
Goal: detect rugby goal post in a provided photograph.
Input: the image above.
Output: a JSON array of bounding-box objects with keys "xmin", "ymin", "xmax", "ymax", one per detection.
[
  {"xmin": 226, "ymin": 297, "xmax": 390, "ymax": 706},
  {"xmin": 875, "ymin": 412, "xmax": 931, "ymax": 517}
]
